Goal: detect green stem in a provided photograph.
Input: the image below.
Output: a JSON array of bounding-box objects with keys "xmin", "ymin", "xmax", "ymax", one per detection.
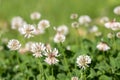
[
  {"xmin": 80, "ymin": 69, "xmax": 86, "ymax": 80},
  {"xmin": 37, "ymin": 58, "xmax": 44, "ymax": 79},
  {"xmin": 59, "ymin": 43, "xmax": 69, "ymax": 69}
]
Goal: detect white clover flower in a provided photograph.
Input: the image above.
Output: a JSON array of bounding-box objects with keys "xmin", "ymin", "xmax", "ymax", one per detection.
[
  {"xmin": 104, "ymin": 21, "xmax": 120, "ymax": 30},
  {"xmin": 25, "ymin": 41, "xmax": 35, "ymax": 51},
  {"xmin": 78, "ymin": 15, "xmax": 91, "ymax": 25},
  {"xmin": 11, "ymin": 16, "xmax": 24, "ymax": 29},
  {"xmin": 71, "ymin": 22, "xmax": 79, "ymax": 28},
  {"xmin": 66, "ymin": 45, "xmax": 71, "ymax": 50},
  {"xmin": 116, "ymin": 32, "xmax": 120, "ymax": 38},
  {"xmin": 19, "ymin": 24, "xmax": 35, "ymax": 38},
  {"xmin": 53, "ymin": 33, "xmax": 66, "ymax": 43},
  {"xmin": 44, "ymin": 48, "xmax": 59, "ymax": 65},
  {"xmin": 89, "ymin": 25, "xmax": 98, "ymax": 33},
  {"xmin": 71, "ymin": 77, "xmax": 78, "ymax": 80},
  {"xmin": 33, "ymin": 28, "xmax": 45, "ymax": 35},
  {"xmin": 100, "ymin": 16, "xmax": 109, "ymax": 24},
  {"xmin": 7, "ymin": 39, "xmax": 21, "ymax": 50},
  {"xmin": 45, "ymin": 43, "xmax": 52, "ymax": 51},
  {"xmin": 38, "ymin": 20, "xmax": 50, "ymax": 30},
  {"xmin": 30, "ymin": 12, "xmax": 41, "ymax": 20},
  {"xmin": 70, "ymin": 13, "xmax": 78, "ymax": 19},
  {"xmin": 107, "ymin": 32, "xmax": 114, "ymax": 39},
  {"xmin": 56, "ymin": 25, "xmax": 69, "ymax": 35},
  {"xmin": 96, "ymin": 42, "xmax": 110, "ymax": 51},
  {"xmin": 31, "ymin": 42, "xmax": 45, "ymax": 58},
  {"xmin": 18, "ymin": 47, "xmax": 28, "ymax": 54},
  {"xmin": 113, "ymin": 6, "xmax": 120, "ymax": 15},
  {"xmin": 76, "ymin": 55, "xmax": 91, "ymax": 69}
]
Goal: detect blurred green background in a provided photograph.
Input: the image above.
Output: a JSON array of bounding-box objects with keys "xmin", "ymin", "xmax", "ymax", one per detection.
[
  {"xmin": 0, "ymin": 0, "xmax": 120, "ymax": 40},
  {"xmin": 0, "ymin": 0, "xmax": 120, "ymax": 25}
]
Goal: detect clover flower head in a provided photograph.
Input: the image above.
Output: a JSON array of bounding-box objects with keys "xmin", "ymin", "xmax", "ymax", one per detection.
[
  {"xmin": 30, "ymin": 12, "xmax": 41, "ymax": 20},
  {"xmin": 7, "ymin": 39, "xmax": 21, "ymax": 50},
  {"xmin": 70, "ymin": 13, "xmax": 78, "ymax": 19},
  {"xmin": 71, "ymin": 77, "xmax": 78, "ymax": 80},
  {"xmin": 76, "ymin": 55, "xmax": 91, "ymax": 69},
  {"xmin": 31, "ymin": 42, "xmax": 45, "ymax": 58},
  {"xmin": 96, "ymin": 42, "xmax": 110, "ymax": 51},
  {"xmin": 89, "ymin": 25, "xmax": 98, "ymax": 33},
  {"xmin": 56, "ymin": 25, "xmax": 68, "ymax": 35},
  {"xmin": 116, "ymin": 32, "xmax": 120, "ymax": 38},
  {"xmin": 78, "ymin": 15, "xmax": 91, "ymax": 25},
  {"xmin": 11, "ymin": 16, "xmax": 24, "ymax": 29},
  {"xmin": 107, "ymin": 32, "xmax": 114, "ymax": 39},
  {"xmin": 38, "ymin": 19, "xmax": 50, "ymax": 30},
  {"xmin": 19, "ymin": 24, "xmax": 35, "ymax": 38},
  {"xmin": 104, "ymin": 21, "xmax": 120, "ymax": 30},
  {"xmin": 71, "ymin": 22, "xmax": 79, "ymax": 28},
  {"xmin": 113, "ymin": 6, "xmax": 120, "ymax": 15},
  {"xmin": 100, "ymin": 16, "xmax": 109, "ymax": 24},
  {"xmin": 53, "ymin": 33, "xmax": 66, "ymax": 43},
  {"xmin": 44, "ymin": 48, "xmax": 59, "ymax": 65}
]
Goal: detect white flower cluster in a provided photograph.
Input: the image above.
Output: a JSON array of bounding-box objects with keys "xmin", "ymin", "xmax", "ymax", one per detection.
[
  {"xmin": 11, "ymin": 12, "xmax": 50, "ymax": 38},
  {"xmin": 96, "ymin": 42, "xmax": 110, "ymax": 51},
  {"xmin": 71, "ymin": 76, "xmax": 78, "ymax": 80},
  {"xmin": 105, "ymin": 20, "xmax": 120, "ymax": 31},
  {"xmin": 76, "ymin": 55, "xmax": 91, "ymax": 69},
  {"xmin": 44, "ymin": 48, "xmax": 60, "ymax": 65},
  {"xmin": 7, "ymin": 39, "xmax": 21, "ymax": 50},
  {"xmin": 53, "ymin": 25, "xmax": 68, "ymax": 43},
  {"xmin": 30, "ymin": 12, "xmax": 41, "ymax": 20},
  {"xmin": 113, "ymin": 6, "xmax": 120, "ymax": 15},
  {"xmin": 70, "ymin": 13, "xmax": 91, "ymax": 28},
  {"xmin": 7, "ymin": 39, "xmax": 60, "ymax": 65},
  {"xmin": 78, "ymin": 15, "xmax": 91, "ymax": 25}
]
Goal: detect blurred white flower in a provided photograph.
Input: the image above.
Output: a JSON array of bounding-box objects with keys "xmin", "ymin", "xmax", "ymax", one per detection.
[
  {"xmin": 78, "ymin": 15, "xmax": 91, "ymax": 25},
  {"xmin": 56, "ymin": 25, "xmax": 68, "ymax": 35},
  {"xmin": 25, "ymin": 41, "xmax": 35, "ymax": 51},
  {"xmin": 71, "ymin": 77, "xmax": 78, "ymax": 80},
  {"xmin": 33, "ymin": 28, "xmax": 45, "ymax": 35},
  {"xmin": 70, "ymin": 13, "xmax": 78, "ymax": 19},
  {"xmin": 96, "ymin": 42, "xmax": 110, "ymax": 51},
  {"xmin": 113, "ymin": 6, "xmax": 120, "ymax": 15},
  {"xmin": 44, "ymin": 48, "xmax": 59, "ymax": 65},
  {"xmin": 30, "ymin": 12, "xmax": 41, "ymax": 20},
  {"xmin": 89, "ymin": 25, "xmax": 98, "ymax": 33},
  {"xmin": 116, "ymin": 32, "xmax": 120, "ymax": 38},
  {"xmin": 31, "ymin": 42, "xmax": 45, "ymax": 58},
  {"xmin": 76, "ymin": 55, "xmax": 91, "ymax": 69},
  {"xmin": 45, "ymin": 43, "xmax": 52, "ymax": 51},
  {"xmin": 100, "ymin": 16, "xmax": 109, "ymax": 24},
  {"xmin": 38, "ymin": 20, "xmax": 50, "ymax": 30},
  {"xmin": 105, "ymin": 21, "xmax": 120, "ymax": 30},
  {"xmin": 54, "ymin": 33, "xmax": 66, "ymax": 43},
  {"xmin": 7, "ymin": 39, "xmax": 21, "ymax": 50},
  {"xmin": 71, "ymin": 22, "xmax": 79, "ymax": 28},
  {"xmin": 19, "ymin": 24, "xmax": 35, "ymax": 38},
  {"xmin": 107, "ymin": 32, "xmax": 114, "ymax": 39},
  {"xmin": 11, "ymin": 16, "xmax": 24, "ymax": 29},
  {"xmin": 18, "ymin": 47, "xmax": 28, "ymax": 54},
  {"xmin": 66, "ymin": 45, "xmax": 71, "ymax": 50}
]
